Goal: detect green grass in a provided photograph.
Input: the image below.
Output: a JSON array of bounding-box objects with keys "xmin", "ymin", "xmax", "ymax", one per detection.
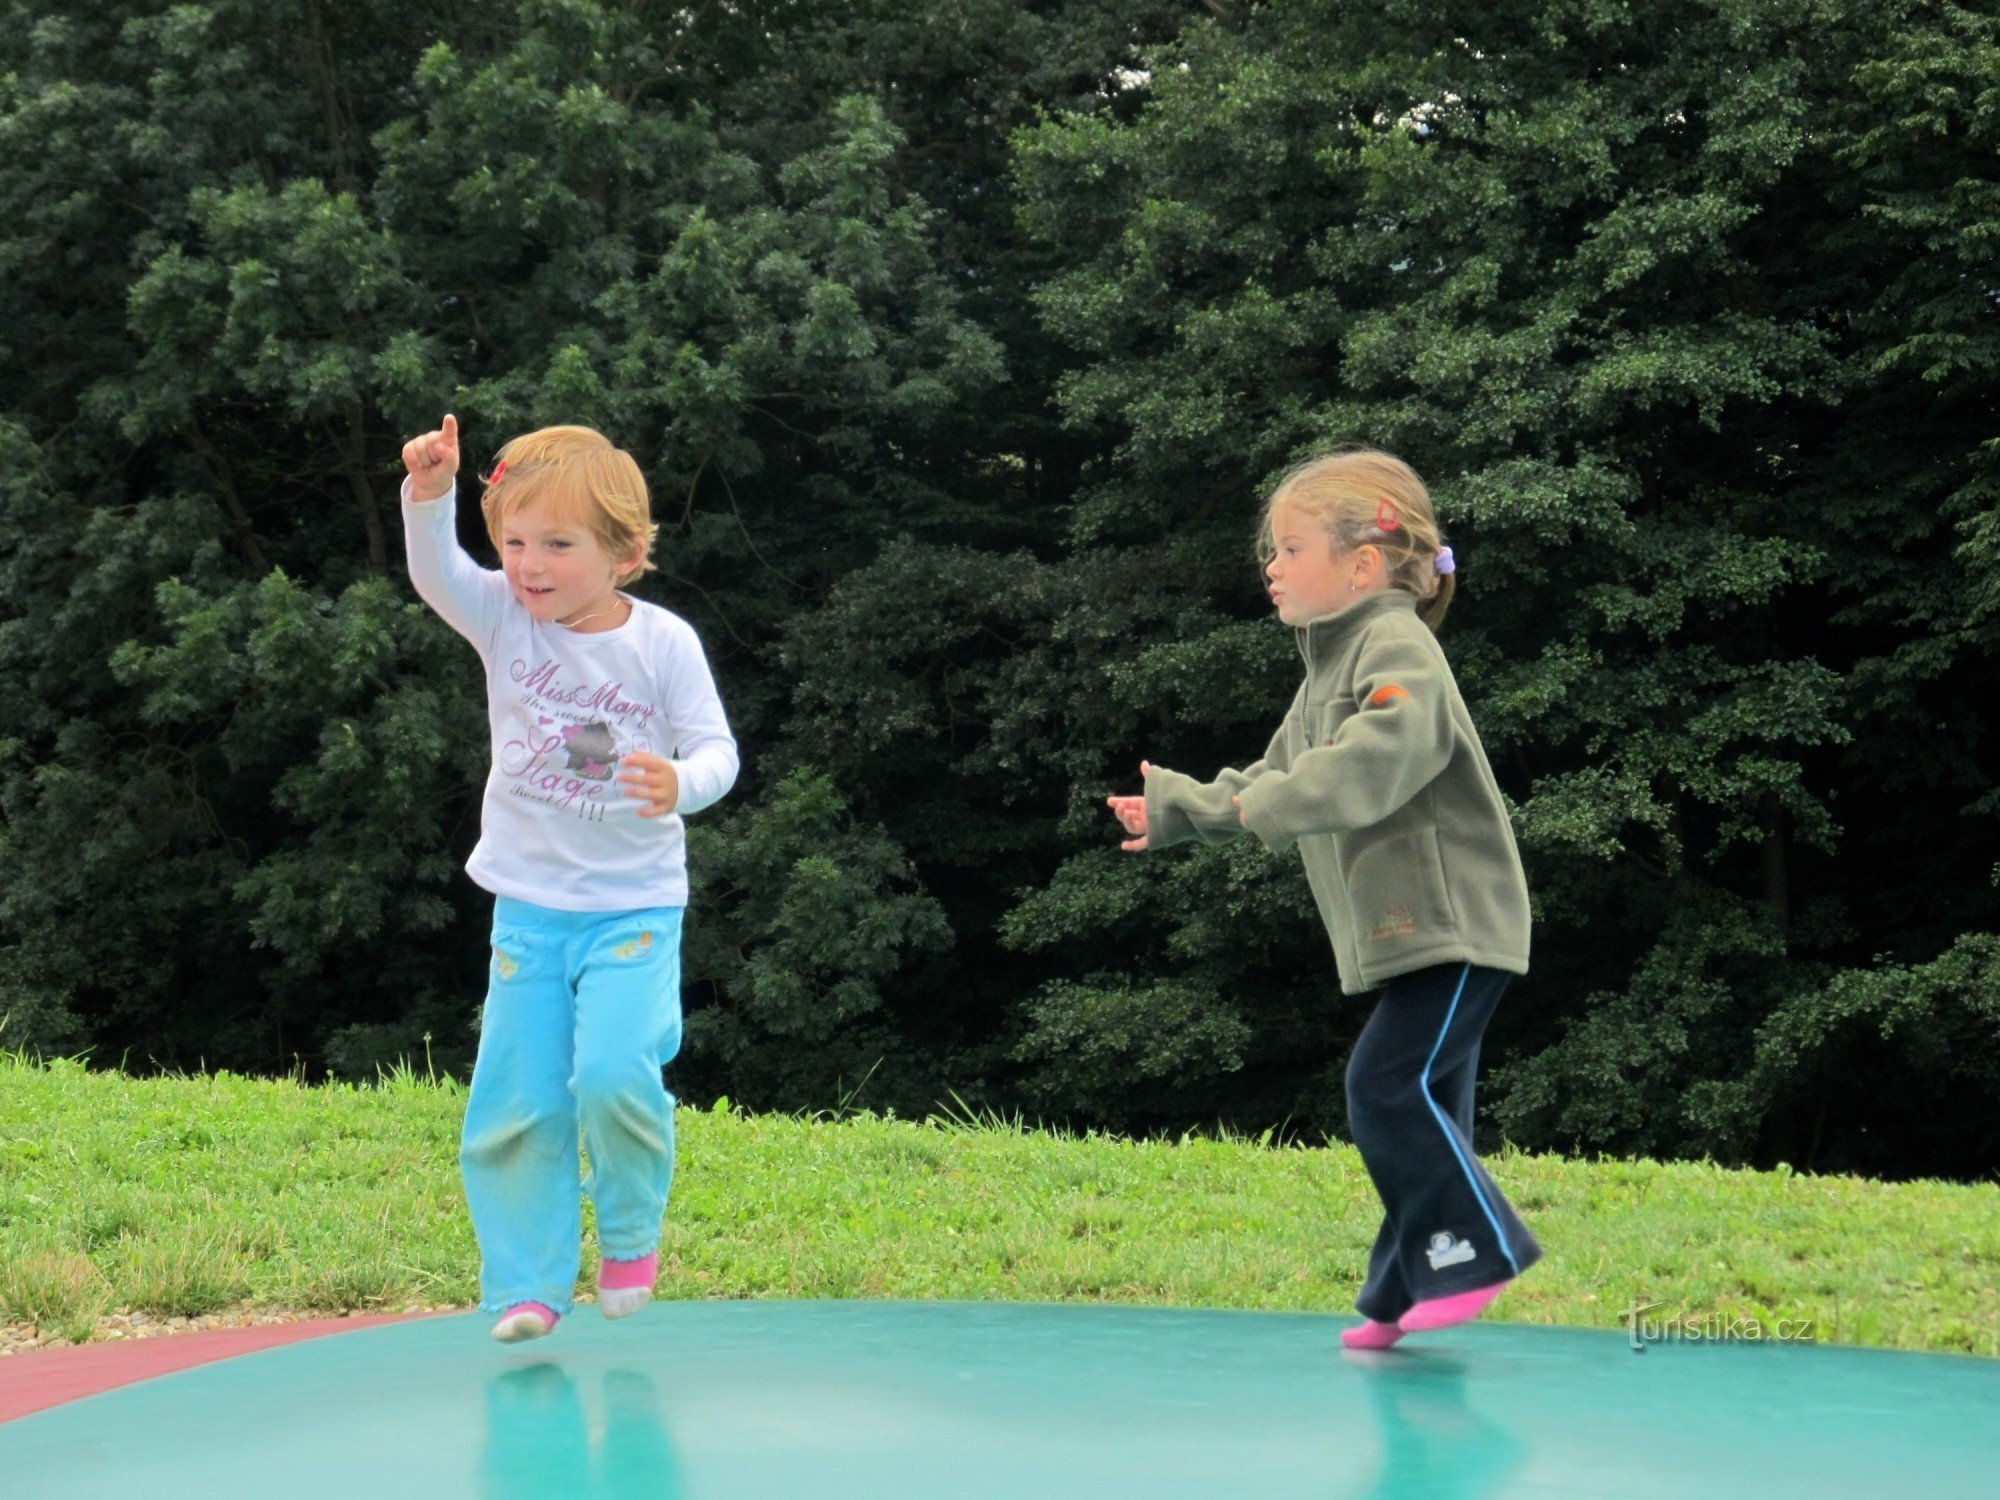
[{"xmin": 2, "ymin": 1054, "xmax": 1996, "ymax": 1354}]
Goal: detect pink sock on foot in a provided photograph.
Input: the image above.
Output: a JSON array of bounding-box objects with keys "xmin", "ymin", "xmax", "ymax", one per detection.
[
  {"xmin": 1399, "ymin": 1282, "xmax": 1507, "ymax": 1332},
  {"xmin": 491, "ymin": 1301, "xmax": 559, "ymax": 1343},
  {"xmin": 1341, "ymin": 1318, "xmax": 1406, "ymax": 1351},
  {"xmin": 598, "ymin": 1251, "xmax": 658, "ymax": 1320},
  {"xmin": 597, "ymin": 1252, "xmax": 658, "ymax": 1292}
]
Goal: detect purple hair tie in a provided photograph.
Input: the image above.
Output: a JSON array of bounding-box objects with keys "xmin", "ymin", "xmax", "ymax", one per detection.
[{"xmin": 1435, "ymin": 546, "xmax": 1456, "ymax": 576}]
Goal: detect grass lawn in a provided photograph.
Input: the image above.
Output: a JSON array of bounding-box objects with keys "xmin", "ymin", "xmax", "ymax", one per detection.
[{"xmin": 2, "ymin": 1054, "xmax": 1995, "ymax": 1354}]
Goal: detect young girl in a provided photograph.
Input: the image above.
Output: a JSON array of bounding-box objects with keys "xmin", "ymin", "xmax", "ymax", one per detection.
[
  {"xmin": 1106, "ymin": 449, "xmax": 1538, "ymax": 1351},
  {"xmin": 401, "ymin": 415, "xmax": 739, "ymax": 1343}
]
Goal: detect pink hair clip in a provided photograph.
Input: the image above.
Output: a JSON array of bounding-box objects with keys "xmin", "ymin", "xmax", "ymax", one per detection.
[
  {"xmin": 486, "ymin": 460, "xmax": 508, "ymax": 487},
  {"xmin": 1375, "ymin": 499, "xmax": 1401, "ymax": 533}
]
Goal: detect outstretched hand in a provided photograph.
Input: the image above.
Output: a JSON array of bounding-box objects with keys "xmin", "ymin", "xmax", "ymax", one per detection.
[
  {"xmin": 1105, "ymin": 760, "xmax": 1153, "ymax": 852},
  {"xmin": 401, "ymin": 413, "xmax": 461, "ymax": 502}
]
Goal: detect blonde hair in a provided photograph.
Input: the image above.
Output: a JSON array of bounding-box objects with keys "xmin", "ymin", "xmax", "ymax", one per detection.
[
  {"xmin": 480, "ymin": 426, "xmax": 657, "ymax": 585},
  {"xmin": 1257, "ymin": 447, "xmax": 1455, "ymax": 630}
]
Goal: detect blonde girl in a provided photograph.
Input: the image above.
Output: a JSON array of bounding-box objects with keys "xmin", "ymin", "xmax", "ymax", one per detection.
[
  {"xmin": 1107, "ymin": 448, "xmax": 1539, "ymax": 1350},
  {"xmin": 401, "ymin": 416, "xmax": 739, "ymax": 1342}
]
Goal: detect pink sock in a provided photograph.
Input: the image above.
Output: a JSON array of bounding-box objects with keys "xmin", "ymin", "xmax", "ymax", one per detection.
[
  {"xmin": 491, "ymin": 1301, "xmax": 560, "ymax": 1342},
  {"xmin": 1341, "ymin": 1318, "xmax": 1407, "ymax": 1351},
  {"xmin": 598, "ymin": 1251, "xmax": 658, "ymax": 1292},
  {"xmin": 1399, "ymin": 1281, "xmax": 1507, "ymax": 1332}
]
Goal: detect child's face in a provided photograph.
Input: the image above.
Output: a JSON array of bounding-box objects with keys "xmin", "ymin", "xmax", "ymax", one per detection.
[
  {"xmin": 499, "ymin": 493, "xmax": 637, "ymax": 623},
  {"xmin": 1264, "ymin": 504, "xmax": 1354, "ymax": 625}
]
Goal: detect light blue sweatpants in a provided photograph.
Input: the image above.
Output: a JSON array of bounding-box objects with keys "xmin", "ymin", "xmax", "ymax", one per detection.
[{"xmin": 460, "ymin": 896, "xmax": 686, "ymax": 1314}]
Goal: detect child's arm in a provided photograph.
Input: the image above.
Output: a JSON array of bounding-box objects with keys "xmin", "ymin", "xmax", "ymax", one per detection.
[
  {"xmin": 1122, "ymin": 722, "xmax": 1288, "ymax": 852},
  {"xmin": 618, "ymin": 620, "xmax": 739, "ymax": 819},
  {"xmin": 399, "ymin": 414, "xmax": 508, "ymax": 654},
  {"xmin": 1233, "ymin": 628, "xmax": 1452, "ymax": 852}
]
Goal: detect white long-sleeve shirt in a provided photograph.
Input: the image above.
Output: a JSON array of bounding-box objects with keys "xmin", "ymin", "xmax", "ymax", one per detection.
[{"xmin": 402, "ymin": 480, "xmax": 739, "ymax": 911}]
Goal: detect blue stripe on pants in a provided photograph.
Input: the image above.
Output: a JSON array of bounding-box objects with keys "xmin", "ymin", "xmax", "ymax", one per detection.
[
  {"xmin": 460, "ymin": 897, "xmax": 685, "ymax": 1313},
  {"xmin": 1421, "ymin": 964, "xmax": 1523, "ymax": 1276}
]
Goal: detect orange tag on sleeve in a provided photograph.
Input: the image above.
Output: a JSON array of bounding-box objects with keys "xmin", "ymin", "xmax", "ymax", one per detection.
[{"xmin": 1369, "ymin": 685, "xmax": 1411, "ymax": 708}]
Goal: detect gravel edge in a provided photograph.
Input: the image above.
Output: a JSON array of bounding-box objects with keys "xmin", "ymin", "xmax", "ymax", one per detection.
[{"xmin": 0, "ymin": 1305, "xmax": 471, "ymax": 1358}]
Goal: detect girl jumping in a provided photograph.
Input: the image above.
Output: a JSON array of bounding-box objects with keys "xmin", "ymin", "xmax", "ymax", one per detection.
[
  {"xmin": 1107, "ymin": 448, "xmax": 1539, "ymax": 1350},
  {"xmin": 401, "ymin": 415, "xmax": 739, "ymax": 1342}
]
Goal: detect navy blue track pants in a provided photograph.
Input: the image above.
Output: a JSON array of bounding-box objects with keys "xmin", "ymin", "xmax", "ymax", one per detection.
[{"xmin": 1346, "ymin": 961, "xmax": 1543, "ymax": 1324}]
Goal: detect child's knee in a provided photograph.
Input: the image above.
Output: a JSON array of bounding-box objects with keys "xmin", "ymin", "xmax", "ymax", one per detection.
[
  {"xmin": 1346, "ymin": 1041, "xmax": 1406, "ymax": 1109},
  {"xmin": 1345, "ymin": 1067, "xmax": 1429, "ymax": 1144},
  {"xmin": 461, "ymin": 1105, "xmax": 572, "ymax": 1168},
  {"xmin": 571, "ymin": 1058, "xmax": 665, "ymax": 1120}
]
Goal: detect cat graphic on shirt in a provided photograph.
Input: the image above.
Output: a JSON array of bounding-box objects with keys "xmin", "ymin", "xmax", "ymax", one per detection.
[{"xmin": 559, "ymin": 722, "xmax": 617, "ymax": 780}]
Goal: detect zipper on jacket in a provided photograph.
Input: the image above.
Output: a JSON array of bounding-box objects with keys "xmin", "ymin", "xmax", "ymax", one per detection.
[{"xmin": 1296, "ymin": 623, "xmax": 1313, "ymax": 724}]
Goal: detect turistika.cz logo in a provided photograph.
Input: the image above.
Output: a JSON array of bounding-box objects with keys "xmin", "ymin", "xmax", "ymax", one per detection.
[{"xmin": 1617, "ymin": 1298, "xmax": 1819, "ymax": 1353}]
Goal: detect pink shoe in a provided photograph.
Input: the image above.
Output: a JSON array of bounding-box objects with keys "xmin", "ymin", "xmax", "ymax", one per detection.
[
  {"xmin": 597, "ymin": 1251, "xmax": 658, "ymax": 1320},
  {"xmin": 1399, "ymin": 1281, "xmax": 1508, "ymax": 1332},
  {"xmin": 1341, "ymin": 1318, "xmax": 1407, "ymax": 1351},
  {"xmin": 491, "ymin": 1301, "xmax": 560, "ymax": 1343}
]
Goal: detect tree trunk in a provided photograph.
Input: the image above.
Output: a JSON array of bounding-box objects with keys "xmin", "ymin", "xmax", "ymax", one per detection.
[
  {"xmin": 345, "ymin": 407, "xmax": 386, "ymax": 573},
  {"xmin": 186, "ymin": 422, "xmax": 270, "ymax": 575},
  {"xmin": 1761, "ymin": 795, "xmax": 1789, "ymax": 935}
]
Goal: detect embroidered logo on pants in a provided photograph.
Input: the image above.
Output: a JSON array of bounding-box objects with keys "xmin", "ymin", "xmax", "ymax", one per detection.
[{"xmin": 1426, "ymin": 1231, "xmax": 1477, "ymax": 1271}]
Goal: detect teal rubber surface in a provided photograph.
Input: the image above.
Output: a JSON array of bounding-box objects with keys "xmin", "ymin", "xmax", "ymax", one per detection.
[{"xmin": 6, "ymin": 1301, "xmax": 1996, "ymax": 1498}]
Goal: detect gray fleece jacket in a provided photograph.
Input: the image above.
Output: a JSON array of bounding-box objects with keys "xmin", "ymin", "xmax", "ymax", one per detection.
[{"xmin": 1142, "ymin": 590, "xmax": 1531, "ymax": 994}]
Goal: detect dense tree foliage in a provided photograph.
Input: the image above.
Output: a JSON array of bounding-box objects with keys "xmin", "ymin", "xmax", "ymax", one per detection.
[
  {"xmin": 1001, "ymin": 0, "xmax": 2000, "ymax": 1181},
  {"xmin": 1, "ymin": 0, "xmax": 1994, "ymax": 1180}
]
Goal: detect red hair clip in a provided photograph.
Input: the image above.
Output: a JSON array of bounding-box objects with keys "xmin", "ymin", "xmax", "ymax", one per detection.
[
  {"xmin": 486, "ymin": 460, "xmax": 508, "ymax": 487},
  {"xmin": 1375, "ymin": 499, "xmax": 1401, "ymax": 533}
]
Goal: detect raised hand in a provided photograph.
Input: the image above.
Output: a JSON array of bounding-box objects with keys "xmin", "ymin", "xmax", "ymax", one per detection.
[
  {"xmin": 1105, "ymin": 759, "xmax": 1153, "ymax": 852},
  {"xmin": 401, "ymin": 413, "xmax": 461, "ymax": 503}
]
